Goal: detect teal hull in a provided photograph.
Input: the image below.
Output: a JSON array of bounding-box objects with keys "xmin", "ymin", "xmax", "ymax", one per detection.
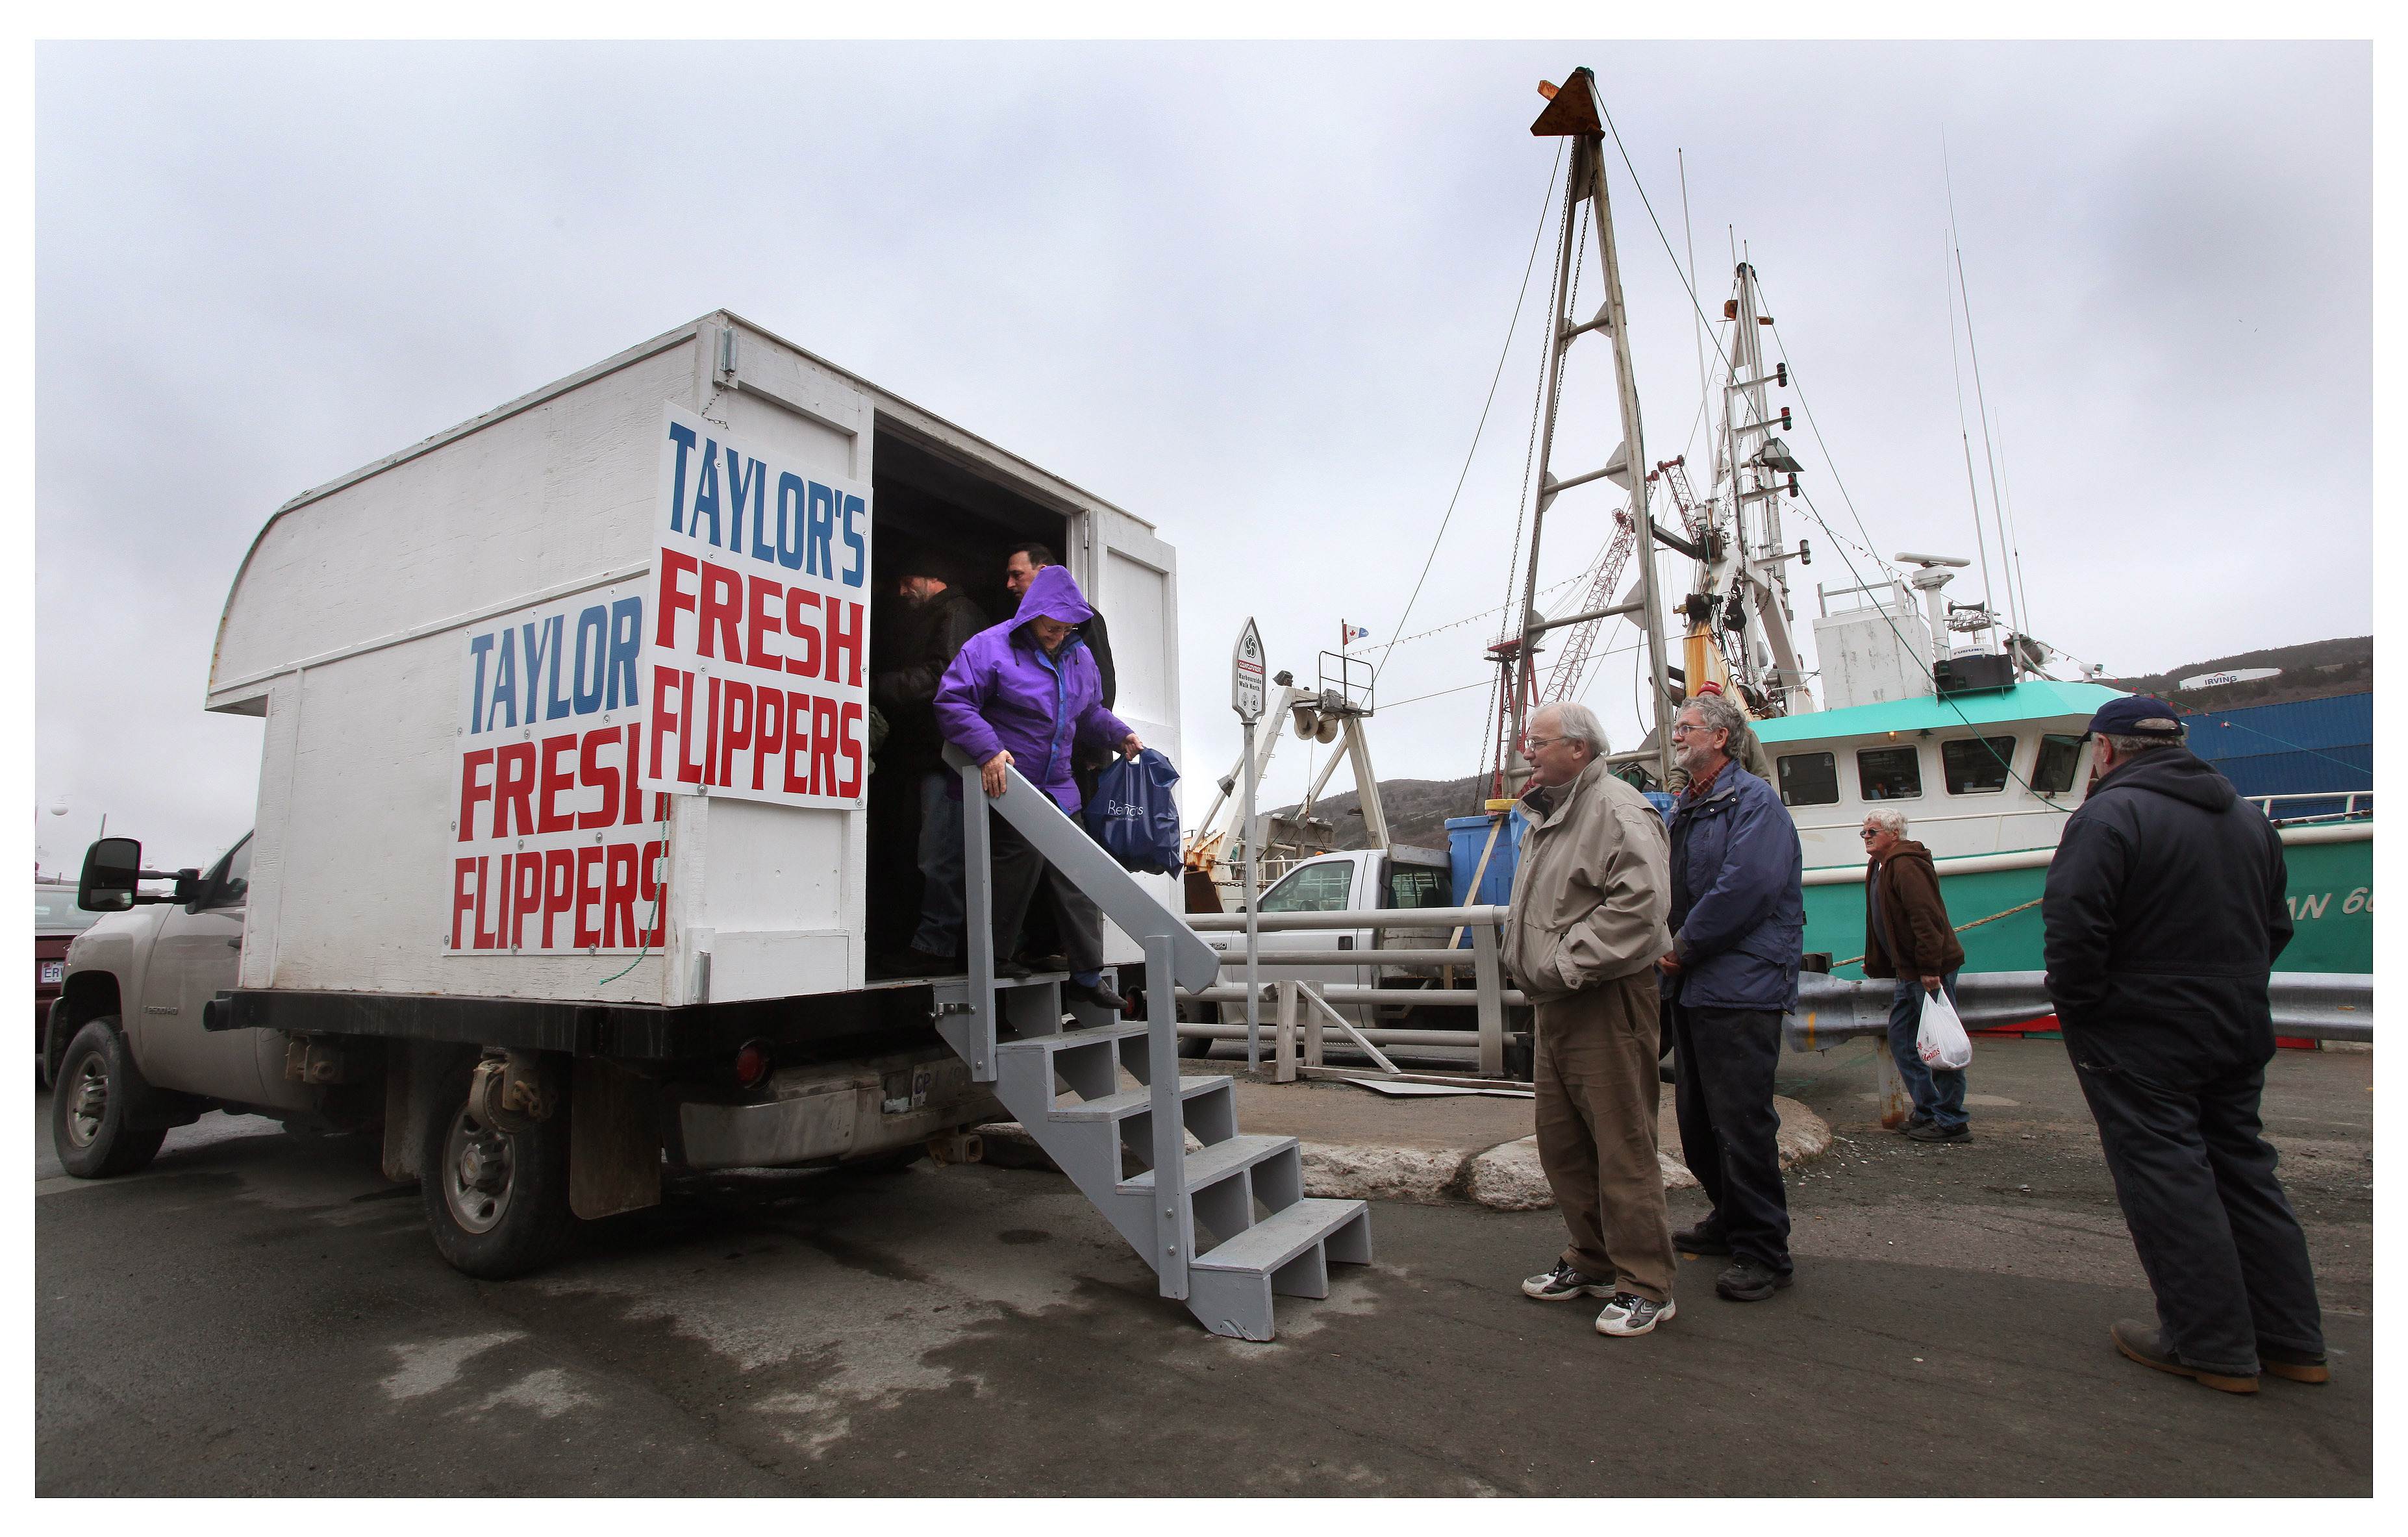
[{"xmin": 1809, "ymin": 827, "xmax": 2371, "ymax": 981}]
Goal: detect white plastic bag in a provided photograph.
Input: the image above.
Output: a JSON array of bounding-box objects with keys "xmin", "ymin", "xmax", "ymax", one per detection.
[{"xmin": 1917, "ymin": 985, "xmax": 1974, "ymax": 1071}]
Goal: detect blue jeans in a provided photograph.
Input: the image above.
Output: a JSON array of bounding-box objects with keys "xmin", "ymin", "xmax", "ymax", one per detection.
[
  {"xmin": 910, "ymin": 771, "xmax": 966, "ymax": 957},
  {"xmin": 1887, "ymin": 971, "xmax": 1969, "ymax": 1131}
]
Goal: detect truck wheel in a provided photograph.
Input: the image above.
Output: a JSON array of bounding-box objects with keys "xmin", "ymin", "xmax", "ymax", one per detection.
[
  {"xmin": 420, "ymin": 1066, "xmax": 576, "ymax": 1279},
  {"xmin": 51, "ymin": 1019, "xmax": 168, "ymax": 1178}
]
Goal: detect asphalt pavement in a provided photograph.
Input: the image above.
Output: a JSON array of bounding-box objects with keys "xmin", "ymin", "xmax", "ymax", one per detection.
[{"xmin": 34, "ymin": 1034, "xmax": 2372, "ymax": 1497}]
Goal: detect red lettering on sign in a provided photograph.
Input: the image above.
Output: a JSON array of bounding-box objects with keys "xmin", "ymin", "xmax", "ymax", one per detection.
[
  {"xmin": 511, "ymin": 853, "xmax": 544, "ymax": 948},
  {"xmin": 623, "ymin": 724, "xmax": 646, "ymax": 824},
  {"xmin": 782, "ymin": 691, "xmax": 811, "ymax": 794},
  {"xmin": 721, "ymin": 682, "xmax": 753, "ymax": 788},
  {"xmin": 494, "ymin": 743, "xmax": 538, "ymax": 838},
  {"xmin": 452, "ymin": 858, "xmax": 479, "ymax": 948},
  {"xmin": 458, "ymin": 749, "xmax": 495, "ymax": 842},
  {"xmin": 747, "ymin": 575, "xmax": 784, "ymax": 670},
  {"xmin": 705, "ymin": 675, "xmax": 721, "ymax": 785},
  {"xmin": 838, "ymin": 701, "xmax": 865, "ymax": 797},
  {"xmin": 573, "ymin": 846, "xmax": 605, "ymax": 949},
  {"xmin": 783, "ymin": 589, "xmax": 823, "ymax": 677},
  {"xmin": 753, "ymin": 683, "xmax": 784, "ymax": 791},
  {"xmin": 812, "ymin": 695, "xmax": 838, "ymax": 796},
  {"xmin": 603, "ymin": 842, "xmax": 638, "ymax": 947},
  {"xmin": 640, "ymin": 839, "xmax": 666, "ymax": 945},
  {"xmin": 655, "ymin": 548, "xmax": 699, "ymax": 647},
  {"xmin": 698, "ymin": 559, "xmax": 744, "ymax": 662},
  {"xmin": 825, "ymin": 599, "xmax": 864, "ymax": 686},
  {"xmin": 542, "ymin": 848, "xmax": 576, "ymax": 949},
  {"xmin": 579, "ymin": 727, "xmax": 620, "ymax": 830},
  {"xmin": 474, "ymin": 855, "xmax": 499, "ymax": 949},
  {"xmin": 538, "ymin": 734, "xmax": 579, "ymax": 833},
  {"xmin": 677, "ymin": 671, "xmax": 706, "ymax": 784}
]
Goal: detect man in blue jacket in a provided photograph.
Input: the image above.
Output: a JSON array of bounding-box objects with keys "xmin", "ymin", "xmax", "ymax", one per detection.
[
  {"xmin": 2044, "ymin": 695, "xmax": 2324, "ymax": 1394},
  {"xmin": 1657, "ymin": 690, "xmax": 1805, "ymax": 1302}
]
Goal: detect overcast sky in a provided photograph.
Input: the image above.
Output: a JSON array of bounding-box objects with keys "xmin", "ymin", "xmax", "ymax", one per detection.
[{"xmin": 33, "ymin": 40, "xmax": 2370, "ymax": 873}]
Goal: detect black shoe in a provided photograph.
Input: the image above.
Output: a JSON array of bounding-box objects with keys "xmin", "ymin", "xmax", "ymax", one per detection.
[
  {"xmin": 1896, "ymin": 1112, "xmax": 1934, "ymax": 1135},
  {"xmin": 1905, "ymin": 1121, "xmax": 1971, "ymax": 1143},
  {"xmin": 876, "ymin": 946, "xmax": 965, "ymax": 979},
  {"xmin": 1672, "ymin": 1224, "xmax": 1732, "ymax": 1256},
  {"xmin": 2257, "ymin": 1343, "xmax": 2330, "ymax": 1384},
  {"xmin": 1064, "ymin": 977, "xmax": 1126, "ymax": 1012},
  {"xmin": 1020, "ymin": 953, "xmax": 1069, "ymax": 975},
  {"xmin": 993, "ymin": 957, "xmax": 1033, "ymax": 981},
  {"xmin": 1714, "ymin": 1258, "xmax": 1794, "ymax": 1302},
  {"xmin": 2111, "ymin": 1319, "xmax": 2257, "ymax": 1393}
]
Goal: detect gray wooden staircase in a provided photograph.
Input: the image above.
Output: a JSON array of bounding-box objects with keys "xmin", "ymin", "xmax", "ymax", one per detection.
[{"xmin": 930, "ymin": 748, "xmax": 1370, "ymax": 1342}]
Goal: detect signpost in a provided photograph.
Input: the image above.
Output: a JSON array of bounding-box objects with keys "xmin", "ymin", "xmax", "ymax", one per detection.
[{"xmin": 1232, "ymin": 619, "xmax": 1266, "ymax": 1072}]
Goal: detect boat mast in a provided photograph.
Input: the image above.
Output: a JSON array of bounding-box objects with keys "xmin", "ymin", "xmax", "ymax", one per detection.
[{"xmin": 1509, "ymin": 68, "xmax": 1676, "ymax": 791}]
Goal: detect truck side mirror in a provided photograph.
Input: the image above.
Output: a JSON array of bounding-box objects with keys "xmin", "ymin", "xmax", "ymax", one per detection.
[{"xmin": 79, "ymin": 838, "xmax": 143, "ymax": 912}]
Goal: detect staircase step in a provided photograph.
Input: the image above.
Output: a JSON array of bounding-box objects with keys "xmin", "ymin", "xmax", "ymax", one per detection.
[
  {"xmin": 1049, "ymin": 1075, "xmax": 1231, "ymax": 1123},
  {"xmin": 996, "ymin": 1021, "xmax": 1149, "ymax": 1054},
  {"xmin": 1192, "ymin": 1197, "xmax": 1368, "ymax": 1276},
  {"xmin": 1119, "ymin": 1133, "xmax": 1296, "ymax": 1195}
]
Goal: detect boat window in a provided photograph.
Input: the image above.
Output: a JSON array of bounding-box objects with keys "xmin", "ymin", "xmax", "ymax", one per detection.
[
  {"xmin": 1857, "ymin": 745, "xmax": 1923, "ymax": 801},
  {"xmin": 1942, "ymin": 736, "xmax": 2018, "ymax": 796},
  {"xmin": 1776, "ymin": 751, "xmax": 1839, "ymax": 807},
  {"xmin": 1257, "ymin": 861, "xmax": 1355, "ymax": 914},
  {"xmin": 1385, "ymin": 864, "xmax": 1450, "ymax": 910},
  {"xmin": 2031, "ymin": 733, "xmax": 2085, "ymax": 795}
]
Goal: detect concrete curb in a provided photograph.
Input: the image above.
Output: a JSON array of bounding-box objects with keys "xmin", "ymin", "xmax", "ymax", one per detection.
[{"xmin": 972, "ymin": 1095, "xmax": 1833, "ymax": 1214}]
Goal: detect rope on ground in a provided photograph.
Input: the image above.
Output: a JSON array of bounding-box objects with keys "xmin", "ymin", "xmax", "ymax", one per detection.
[{"xmin": 1830, "ymin": 895, "xmax": 2043, "ymax": 971}]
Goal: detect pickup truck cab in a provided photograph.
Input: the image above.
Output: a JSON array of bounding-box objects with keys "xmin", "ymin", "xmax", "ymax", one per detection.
[{"xmin": 1210, "ymin": 845, "xmax": 1457, "ymax": 1028}]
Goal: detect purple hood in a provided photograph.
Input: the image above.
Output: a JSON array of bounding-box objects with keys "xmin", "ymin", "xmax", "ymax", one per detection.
[{"xmin": 933, "ymin": 566, "xmax": 1129, "ymax": 814}]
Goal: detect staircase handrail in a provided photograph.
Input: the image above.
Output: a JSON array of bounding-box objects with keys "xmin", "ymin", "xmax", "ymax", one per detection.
[{"xmin": 1185, "ymin": 905, "xmax": 1509, "ymax": 933}]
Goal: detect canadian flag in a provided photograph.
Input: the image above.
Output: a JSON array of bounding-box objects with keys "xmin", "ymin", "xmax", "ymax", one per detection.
[{"xmin": 1342, "ymin": 622, "xmax": 1370, "ymax": 645}]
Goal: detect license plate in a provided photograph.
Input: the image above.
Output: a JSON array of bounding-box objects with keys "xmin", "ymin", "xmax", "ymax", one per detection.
[{"xmin": 39, "ymin": 961, "xmax": 63, "ymax": 984}]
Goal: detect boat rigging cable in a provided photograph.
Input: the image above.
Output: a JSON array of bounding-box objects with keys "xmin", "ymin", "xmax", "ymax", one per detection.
[
  {"xmin": 1945, "ymin": 227, "xmax": 2002, "ymax": 622},
  {"xmin": 1946, "ymin": 142, "xmax": 2031, "ymax": 647},
  {"xmin": 1368, "ymin": 139, "xmax": 1564, "ymax": 684},
  {"xmin": 1581, "ymin": 106, "xmax": 2086, "ymax": 808}
]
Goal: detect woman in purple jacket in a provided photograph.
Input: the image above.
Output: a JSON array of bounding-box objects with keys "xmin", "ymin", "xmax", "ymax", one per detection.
[{"xmin": 933, "ymin": 565, "xmax": 1141, "ymax": 1009}]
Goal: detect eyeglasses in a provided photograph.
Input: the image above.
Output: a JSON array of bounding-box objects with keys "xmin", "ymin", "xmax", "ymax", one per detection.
[
  {"xmin": 1523, "ymin": 734, "xmax": 1568, "ymax": 752},
  {"xmin": 1860, "ymin": 827, "xmax": 1881, "ymax": 838},
  {"xmin": 1670, "ymin": 722, "xmax": 1720, "ymax": 738}
]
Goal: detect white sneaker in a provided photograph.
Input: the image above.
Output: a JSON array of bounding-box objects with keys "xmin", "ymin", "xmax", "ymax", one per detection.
[
  {"xmin": 1521, "ymin": 1260, "xmax": 1611, "ymax": 1301},
  {"xmin": 1596, "ymin": 1292, "xmax": 1676, "ymax": 1336}
]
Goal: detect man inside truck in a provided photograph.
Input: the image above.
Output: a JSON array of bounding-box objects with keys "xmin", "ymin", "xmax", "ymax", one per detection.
[
  {"xmin": 870, "ymin": 551, "xmax": 991, "ymax": 978},
  {"xmin": 936, "ymin": 564, "xmax": 1142, "ymax": 1011}
]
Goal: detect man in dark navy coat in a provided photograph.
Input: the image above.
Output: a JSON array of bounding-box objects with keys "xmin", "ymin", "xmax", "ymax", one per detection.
[
  {"xmin": 2045, "ymin": 695, "xmax": 2326, "ymax": 1394},
  {"xmin": 1657, "ymin": 690, "xmax": 1805, "ymax": 1303}
]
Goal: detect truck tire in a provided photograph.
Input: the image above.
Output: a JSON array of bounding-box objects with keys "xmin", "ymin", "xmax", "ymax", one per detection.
[
  {"xmin": 420, "ymin": 1062, "xmax": 577, "ymax": 1279},
  {"xmin": 51, "ymin": 1018, "xmax": 168, "ymax": 1178}
]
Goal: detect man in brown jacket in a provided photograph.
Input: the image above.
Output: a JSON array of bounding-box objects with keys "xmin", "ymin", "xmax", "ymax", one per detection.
[
  {"xmin": 1860, "ymin": 806, "xmax": 1972, "ymax": 1142},
  {"xmin": 1503, "ymin": 702, "xmax": 1679, "ymax": 1337}
]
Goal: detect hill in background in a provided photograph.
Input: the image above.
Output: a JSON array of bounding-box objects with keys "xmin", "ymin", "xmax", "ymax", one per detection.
[{"xmin": 1268, "ymin": 637, "xmax": 2370, "ymax": 853}]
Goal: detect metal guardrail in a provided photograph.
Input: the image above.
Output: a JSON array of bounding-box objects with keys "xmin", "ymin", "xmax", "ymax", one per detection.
[
  {"xmin": 2246, "ymin": 791, "xmax": 2372, "ymax": 824},
  {"xmin": 1785, "ymin": 970, "xmax": 2373, "ymax": 1054},
  {"xmin": 1177, "ymin": 905, "xmax": 1520, "ymax": 1079}
]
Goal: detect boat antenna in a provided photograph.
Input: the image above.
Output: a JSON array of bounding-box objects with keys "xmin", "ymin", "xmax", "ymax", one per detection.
[
  {"xmin": 1944, "ymin": 140, "xmax": 2025, "ymax": 666},
  {"xmin": 1942, "ymin": 224, "xmax": 2000, "ymax": 637}
]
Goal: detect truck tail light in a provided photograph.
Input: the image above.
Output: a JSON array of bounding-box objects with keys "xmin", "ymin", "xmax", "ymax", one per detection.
[{"xmin": 734, "ymin": 1040, "xmax": 771, "ymax": 1087}]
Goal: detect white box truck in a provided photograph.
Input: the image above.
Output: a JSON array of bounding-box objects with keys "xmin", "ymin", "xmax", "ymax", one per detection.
[{"xmin": 51, "ymin": 312, "xmax": 1368, "ymax": 1340}]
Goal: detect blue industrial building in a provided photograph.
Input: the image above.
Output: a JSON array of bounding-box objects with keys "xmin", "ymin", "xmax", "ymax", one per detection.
[{"xmin": 2181, "ymin": 692, "xmax": 2370, "ymax": 816}]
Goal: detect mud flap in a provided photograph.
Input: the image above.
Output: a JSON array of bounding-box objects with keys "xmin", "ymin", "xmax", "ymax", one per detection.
[{"xmin": 570, "ymin": 1057, "xmax": 662, "ymax": 1219}]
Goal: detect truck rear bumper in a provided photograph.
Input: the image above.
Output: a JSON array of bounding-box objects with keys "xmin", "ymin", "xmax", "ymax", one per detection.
[{"xmin": 668, "ymin": 1043, "xmax": 1001, "ymax": 1171}]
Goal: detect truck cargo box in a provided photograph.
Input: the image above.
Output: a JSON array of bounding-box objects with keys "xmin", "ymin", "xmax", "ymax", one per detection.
[{"xmin": 207, "ymin": 312, "xmax": 1185, "ymax": 1023}]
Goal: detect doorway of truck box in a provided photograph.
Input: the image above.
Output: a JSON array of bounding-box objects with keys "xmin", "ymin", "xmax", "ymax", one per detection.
[{"xmin": 864, "ymin": 426, "xmax": 1071, "ymax": 968}]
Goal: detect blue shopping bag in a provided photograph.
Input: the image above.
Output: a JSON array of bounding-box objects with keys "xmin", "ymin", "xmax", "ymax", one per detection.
[{"xmin": 1085, "ymin": 749, "xmax": 1183, "ymax": 874}]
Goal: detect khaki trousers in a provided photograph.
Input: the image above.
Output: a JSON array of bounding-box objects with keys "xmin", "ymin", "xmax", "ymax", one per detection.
[{"xmin": 1533, "ymin": 969, "xmax": 1676, "ymax": 1301}]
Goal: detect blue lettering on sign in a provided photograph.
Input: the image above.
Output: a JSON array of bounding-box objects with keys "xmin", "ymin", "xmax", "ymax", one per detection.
[
  {"xmin": 840, "ymin": 493, "xmax": 867, "ymax": 588},
  {"xmin": 607, "ymin": 597, "xmax": 642, "ymax": 709},
  {"xmin": 571, "ymin": 606, "xmax": 608, "ymax": 714},
  {"xmin": 666, "ymin": 422, "xmax": 697, "ymax": 532},
  {"xmin": 775, "ymin": 473, "xmax": 807, "ymax": 571},
  {"xmin": 542, "ymin": 614, "xmax": 571, "ymax": 720},
  {"xmin": 805, "ymin": 482, "xmax": 836, "ymax": 578},
  {"xmin": 732, "ymin": 455, "xmax": 773, "ymax": 564},
  {"xmin": 468, "ymin": 633, "xmax": 495, "ymax": 733},
  {"xmin": 690, "ymin": 440, "xmax": 724, "ymax": 548},
  {"xmin": 486, "ymin": 627, "xmax": 518, "ymax": 731}
]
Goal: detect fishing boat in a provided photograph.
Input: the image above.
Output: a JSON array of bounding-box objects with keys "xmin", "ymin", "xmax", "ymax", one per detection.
[{"xmin": 1479, "ymin": 73, "xmax": 2371, "ymax": 995}]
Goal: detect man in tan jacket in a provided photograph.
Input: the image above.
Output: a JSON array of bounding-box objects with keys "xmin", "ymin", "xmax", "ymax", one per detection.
[{"xmin": 1503, "ymin": 701, "xmax": 1679, "ymax": 1337}]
